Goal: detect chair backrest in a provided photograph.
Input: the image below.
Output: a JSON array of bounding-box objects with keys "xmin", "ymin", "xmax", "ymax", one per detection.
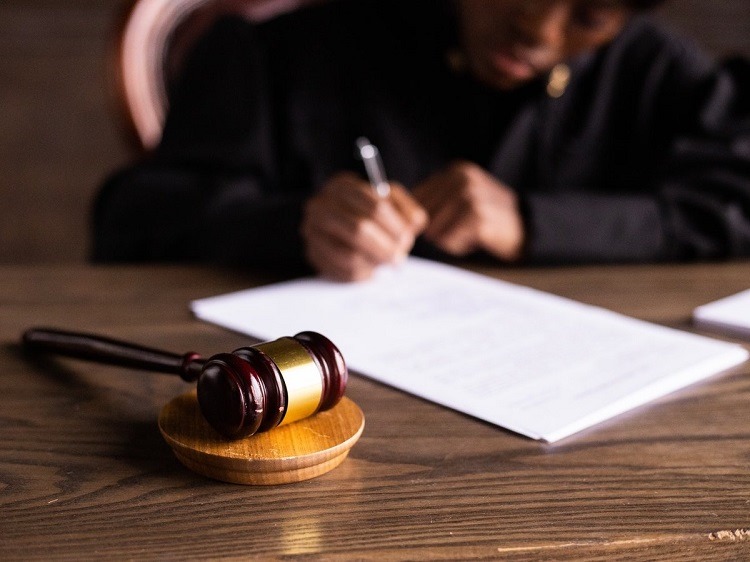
[{"xmin": 113, "ymin": 0, "xmax": 312, "ymax": 152}]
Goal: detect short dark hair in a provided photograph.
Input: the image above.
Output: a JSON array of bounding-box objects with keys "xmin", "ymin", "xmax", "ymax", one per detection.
[{"xmin": 625, "ymin": 0, "xmax": 667, "ymax": 10}]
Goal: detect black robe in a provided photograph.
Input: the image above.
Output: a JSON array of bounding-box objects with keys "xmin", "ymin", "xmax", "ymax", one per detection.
[{"xmin": 93, "ymin": 0, "xmax": 750, "ymax": 272}]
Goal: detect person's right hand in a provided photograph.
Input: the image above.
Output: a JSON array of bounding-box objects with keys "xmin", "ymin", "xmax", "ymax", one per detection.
[{"xmin": 301, "ymin": 172, "xmax": 427, "ymax": 281}]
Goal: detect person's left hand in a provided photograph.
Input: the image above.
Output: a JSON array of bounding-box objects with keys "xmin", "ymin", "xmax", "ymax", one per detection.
[{"xmin": 412, "ymin": 161, "xmax": 525, "ymax": 262}]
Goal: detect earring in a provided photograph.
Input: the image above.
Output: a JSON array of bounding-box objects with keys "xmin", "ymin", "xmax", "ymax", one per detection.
[{"xmin": 547, "ymin": 63, "xmax": 571, "ymax": 98}]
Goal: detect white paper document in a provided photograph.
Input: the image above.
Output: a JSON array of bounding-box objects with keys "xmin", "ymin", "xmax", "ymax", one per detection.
[
  {"xmin": 693, "ymin": 289, "xmax": 750, "ymax": 338},
  {"xmin": 191, "ymin": 258, "xmax": 748, "ymax": 442}
]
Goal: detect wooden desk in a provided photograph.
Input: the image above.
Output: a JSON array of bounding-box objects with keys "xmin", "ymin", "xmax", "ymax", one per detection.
[{"xmin": 2, "ymin": 263, "xmax": 749, "ymax": 560}]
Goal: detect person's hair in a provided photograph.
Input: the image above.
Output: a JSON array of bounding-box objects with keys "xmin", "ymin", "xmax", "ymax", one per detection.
[{"xmin": 625, "ymin": 0, "xmax": 667, "ymax": 10}]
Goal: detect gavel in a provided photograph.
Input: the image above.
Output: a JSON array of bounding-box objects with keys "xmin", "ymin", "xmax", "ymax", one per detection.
[{"xmin": 22, "ymin": 328, "xmax": 348, "ymax": 439}]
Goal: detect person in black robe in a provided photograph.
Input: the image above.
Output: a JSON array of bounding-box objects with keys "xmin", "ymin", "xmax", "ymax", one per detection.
[{"xmin": 93, "ymin": 0, "xmax": 750, "ymax": 281}]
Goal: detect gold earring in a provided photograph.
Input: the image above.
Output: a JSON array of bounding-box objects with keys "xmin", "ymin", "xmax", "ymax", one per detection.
[{"xmin": 547, "ymin": 63, "xmax": 571, "ymax": 98}]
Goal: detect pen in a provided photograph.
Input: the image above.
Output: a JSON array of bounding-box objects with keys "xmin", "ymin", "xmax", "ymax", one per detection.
[{"xmin": 355, "ymin": 137, "xmax": 391, "ymax": 198}]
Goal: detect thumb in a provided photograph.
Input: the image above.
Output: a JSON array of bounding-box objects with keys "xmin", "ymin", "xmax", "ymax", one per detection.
[{"xmin": 388, "ymin": 183, "xmax": 428, "ymax": 233}]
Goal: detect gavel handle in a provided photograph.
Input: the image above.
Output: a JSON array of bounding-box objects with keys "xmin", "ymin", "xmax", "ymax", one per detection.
[{"xmin": 22, "ymin": 328, "xmax": 205, "ymax": 382}]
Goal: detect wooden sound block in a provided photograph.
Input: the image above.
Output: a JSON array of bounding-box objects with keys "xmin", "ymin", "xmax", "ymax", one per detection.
[{"xmin": 158, "ymin": 391, "xmax": 365, "ymax": 485}]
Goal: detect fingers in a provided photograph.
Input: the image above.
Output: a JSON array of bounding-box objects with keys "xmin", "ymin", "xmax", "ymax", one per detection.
[
  {"xmin": 301, "ymin": 172, "xmax": 427, "ymax": 281},
  {"xmin": 389, "ymin": 183, "xmax": 429, "ymax": 233},
  {"xmin": 412, "ymin": 162, "xmax": 480, "ymax": 255},
  {"xmin": 412, "ymin": 162, "xmax": 526, "ymax": 261},
  {"xmin": 303, "ymin": 233, "xmax": 380, "ymax": 282},
  {"xmin": 426, "ymin": 201, "xmax": 478, "ymax": 255},
  {"xmin": 302, "ymin": 161, "xmax": 525, "ymax": 281},
  {"xmin": 381, "ymin": 183, "xmax": 429, "ymax": 256}
]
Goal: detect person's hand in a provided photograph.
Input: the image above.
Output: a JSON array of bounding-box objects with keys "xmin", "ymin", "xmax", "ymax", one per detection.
[
  {"xmin": 301, "ymin": 172, "xmax": 427, "ymax": 281},
  {"xmin": 412, "ymin": 161, "xmax": 525, "ymax": 262}
]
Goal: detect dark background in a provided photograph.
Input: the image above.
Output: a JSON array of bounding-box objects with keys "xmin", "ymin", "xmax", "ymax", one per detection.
[{"xmin": 2, "ymin": 0, "xmax": 749, "ymax": 264}]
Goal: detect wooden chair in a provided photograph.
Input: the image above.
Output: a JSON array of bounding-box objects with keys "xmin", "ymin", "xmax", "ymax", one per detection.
[{"xmin": 113, "ymin": 0, "xmax": 313, "ymax": 152}]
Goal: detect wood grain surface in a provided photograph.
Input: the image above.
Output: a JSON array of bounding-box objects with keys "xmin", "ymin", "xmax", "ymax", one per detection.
[
  {"xmin": 159, "ymin": 393, "xmax": 364, "ymax": 485},
  {"xmin": 1, "ymin": 263, "xmax": 749, "ymax": 560}
]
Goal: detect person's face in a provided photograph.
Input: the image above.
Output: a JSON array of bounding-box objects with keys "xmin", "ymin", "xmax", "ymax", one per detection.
[{"xmin": 456, "ymin": 0, "xmax": 633, "ymax": 90}]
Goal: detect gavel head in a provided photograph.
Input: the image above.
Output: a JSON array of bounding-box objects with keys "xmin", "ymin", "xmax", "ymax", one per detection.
[{"xmin": 196, "ymin": 331, "xmax": 348, "ymax": 439}]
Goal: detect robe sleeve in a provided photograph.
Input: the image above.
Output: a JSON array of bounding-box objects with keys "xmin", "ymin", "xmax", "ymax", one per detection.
[{"xmin": 524, "ymin": 43, "xmax": 750, "ymax": 264}]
